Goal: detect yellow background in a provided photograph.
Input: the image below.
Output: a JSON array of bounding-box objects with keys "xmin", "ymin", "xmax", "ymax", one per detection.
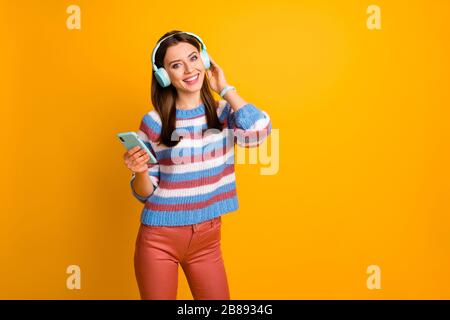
[{"xmin": 1, "ymin": 0, "xmax": 449, "ymax": 299}]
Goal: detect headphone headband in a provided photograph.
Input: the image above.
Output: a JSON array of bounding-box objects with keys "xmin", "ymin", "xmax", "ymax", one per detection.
[{"xmin": 151, "ymin": 31, "xmax": 207, "ymax": 71}]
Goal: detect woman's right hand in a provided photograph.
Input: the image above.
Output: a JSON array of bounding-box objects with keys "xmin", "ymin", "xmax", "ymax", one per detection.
[{"xmin": 124, "ymin": 146, "xmax": 150, "ymax": 174}]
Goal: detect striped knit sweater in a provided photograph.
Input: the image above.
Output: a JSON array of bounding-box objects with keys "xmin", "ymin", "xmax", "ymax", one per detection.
[{"xmin": 130, "ymin": 99, "xmax": 272, "ymax": 226}]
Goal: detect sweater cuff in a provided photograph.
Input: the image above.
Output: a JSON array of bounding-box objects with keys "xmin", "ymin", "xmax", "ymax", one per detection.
[
  {"xmin": 130, "ymin": 175, "xmax": 151, "ymax": 203},
  {"xmin": 234, "ymin": 103, "xmax": 266, "ymax": 130}
]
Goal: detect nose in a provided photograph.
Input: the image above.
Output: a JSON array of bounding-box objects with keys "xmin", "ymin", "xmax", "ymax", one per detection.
[{"xmin": 185, "ymin": 62, "xmax": 195, "ymax": 73}]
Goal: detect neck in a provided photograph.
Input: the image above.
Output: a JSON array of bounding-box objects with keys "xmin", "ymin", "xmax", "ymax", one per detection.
[{"xmin": 176, "ymin": 90, "xmax": 202, "ymax": 110}]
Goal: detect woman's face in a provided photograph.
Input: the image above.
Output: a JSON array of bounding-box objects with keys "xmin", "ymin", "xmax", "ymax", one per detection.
[{"xmin": 163, "ymin": 42, "xmax": 205, "ymax": 93}]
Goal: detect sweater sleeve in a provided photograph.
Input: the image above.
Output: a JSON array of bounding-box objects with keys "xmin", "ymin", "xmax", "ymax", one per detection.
[
  {"xmin": 130, "ymin": 112, "xmax": 161, "ymax": 203},
  {"xmin": 218, "ymin": 100, "xmax": 272, "ymax": 148}
]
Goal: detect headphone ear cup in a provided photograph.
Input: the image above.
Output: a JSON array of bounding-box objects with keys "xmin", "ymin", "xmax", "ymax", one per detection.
[
  {"xmin": 200, "ymin": 50, "xmax": 211, "ymax": 70},
  {"xmin": 155, "ymin": 67, "xmax": 171, "ymax": 87}
]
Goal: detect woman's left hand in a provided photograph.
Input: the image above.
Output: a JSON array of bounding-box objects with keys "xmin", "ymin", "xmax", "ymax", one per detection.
[{"xmin": 206, "ymin": 56, "xmax": 229, "ymax": 95}]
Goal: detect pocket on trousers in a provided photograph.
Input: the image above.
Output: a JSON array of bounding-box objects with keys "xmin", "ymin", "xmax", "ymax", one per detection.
[
  {"xmin": 140, "ymin": 223, "xmax": 170, "ymax": 237},
  {"xmin": 200, "ymin": 217, "xmax": 222, "ymax": 243}
]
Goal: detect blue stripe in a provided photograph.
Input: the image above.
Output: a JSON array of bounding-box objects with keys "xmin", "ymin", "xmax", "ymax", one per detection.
[
  {"xmin": 149, "ymin": 171, "xmax": 159, "ymax": 178},
  {"xmin": 160, "ymin": 161, "xmax": 235, "ymax": 182},
  {"xmin": 234, "ymin": 103, "xmax": 266, "ymax": 129},
  {"xmin": 175, "ymin": 104, "xmax": 205, "ymax": 119},
  {"xmin": 227, "ymin": 112, "xmax": 236, "ymax": 129},
  {"xmin": 219, "ymin": 103, "xmax": 231, "ymax": 123},
  {"xmin": 140, "ymin": 196, "xmax": 239, "ymax": 226},
  {"xmin": 149, "ymin": 180, "xmax": 236, "ymax": 205},
  {"xmin": 142, "ymin": 113, "xmax": 161, "ymax": 135}
]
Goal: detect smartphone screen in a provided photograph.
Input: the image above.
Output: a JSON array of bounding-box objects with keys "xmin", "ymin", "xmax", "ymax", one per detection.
[{"xmin": 117, "ymin": 132, "xmax": 158, "ymax": 164}]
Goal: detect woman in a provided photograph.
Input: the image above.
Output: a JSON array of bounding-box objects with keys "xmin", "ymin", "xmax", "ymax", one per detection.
[{"xmin": 123, "ymin": 30, "xmax": 272, "ymax": 300}]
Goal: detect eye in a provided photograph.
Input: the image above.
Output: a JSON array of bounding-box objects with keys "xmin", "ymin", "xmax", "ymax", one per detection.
[{"xmin": 171, "ymin": 55, "xmax": 198, "ymax": 69}]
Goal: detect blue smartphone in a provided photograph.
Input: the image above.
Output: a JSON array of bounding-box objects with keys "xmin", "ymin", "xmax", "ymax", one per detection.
[{"xmin": 117, "ymin": 131, "xmax": 158, "ymax": 164}]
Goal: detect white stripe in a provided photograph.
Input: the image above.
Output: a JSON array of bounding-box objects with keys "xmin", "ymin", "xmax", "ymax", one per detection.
[
  {"xmin": 137, "ymin": 130, "xmax": 149, "ymax": 142},
  {"xmin": 147, "ymin": 110, "xmax": 162, "ymax": 126},
  {"xmin": 154, "ymin": 170, "xmax": 236, "ymax": 198},
  {"xmin": 176, "ymin": 116, "xmax": 206, "ymax": 127},
  {"xmin": 217, "ymin": 100, "xmax": 228, "ymax": 118},
  {"xmin": 149, "ymin": 176, "xmax": 159, "ymax": 187},
  {"xmin": 159, "ymin": 146, "xmax": 235, "ymax": 174},
  {"xmin": 148, "ymin": 165, "xmax": 159, "ymax": 174}
]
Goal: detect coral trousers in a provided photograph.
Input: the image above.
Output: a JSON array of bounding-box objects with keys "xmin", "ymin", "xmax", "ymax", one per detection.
[{"xmin": 134, "ymin": 216, "xmax": 230, "ymax": 300}]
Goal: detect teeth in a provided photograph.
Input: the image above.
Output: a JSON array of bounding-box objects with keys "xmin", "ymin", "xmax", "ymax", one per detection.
[{"xmin": 184, "ymin": 74, "xmax": 198, "ymax": 82}]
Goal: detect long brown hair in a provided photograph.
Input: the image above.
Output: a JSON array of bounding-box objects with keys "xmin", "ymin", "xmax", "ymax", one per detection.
[{"xmin": 151, "ymin": 30, "xmax": 222, "ymax": 147}]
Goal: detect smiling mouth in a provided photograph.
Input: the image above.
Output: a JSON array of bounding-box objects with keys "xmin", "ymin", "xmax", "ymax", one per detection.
[{"xmin": 183, "ymin": 73, "xmax": 200, "ymax": 83}]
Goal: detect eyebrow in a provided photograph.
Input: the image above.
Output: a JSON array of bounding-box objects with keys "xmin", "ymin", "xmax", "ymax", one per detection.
[{"xmin": 169, "ymin": 51, "xmax": 197, "ymax": 66}]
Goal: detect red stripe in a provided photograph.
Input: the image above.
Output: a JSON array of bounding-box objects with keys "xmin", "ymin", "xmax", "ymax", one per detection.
[
  {"xmin": 158, "ymin": 164, "xmax": 235, "ymax": 189},
  {"xmin": 145, "ymin": 189, "xmax": 237, "ymax": 211},
  {"xmin": 140, "ymin": 121, "xmax": 160, "ymax": 142}
]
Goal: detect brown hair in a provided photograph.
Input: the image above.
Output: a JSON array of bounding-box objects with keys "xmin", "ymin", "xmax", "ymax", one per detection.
[{"xmin": 151, "ymin": 30, "xmax": 222, "ymax": 147}]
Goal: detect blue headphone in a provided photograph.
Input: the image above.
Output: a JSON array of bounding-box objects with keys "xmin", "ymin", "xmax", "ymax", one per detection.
[{"xmin": 151, "ymin": 31, "xmax": 211, "ymax": 88}]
